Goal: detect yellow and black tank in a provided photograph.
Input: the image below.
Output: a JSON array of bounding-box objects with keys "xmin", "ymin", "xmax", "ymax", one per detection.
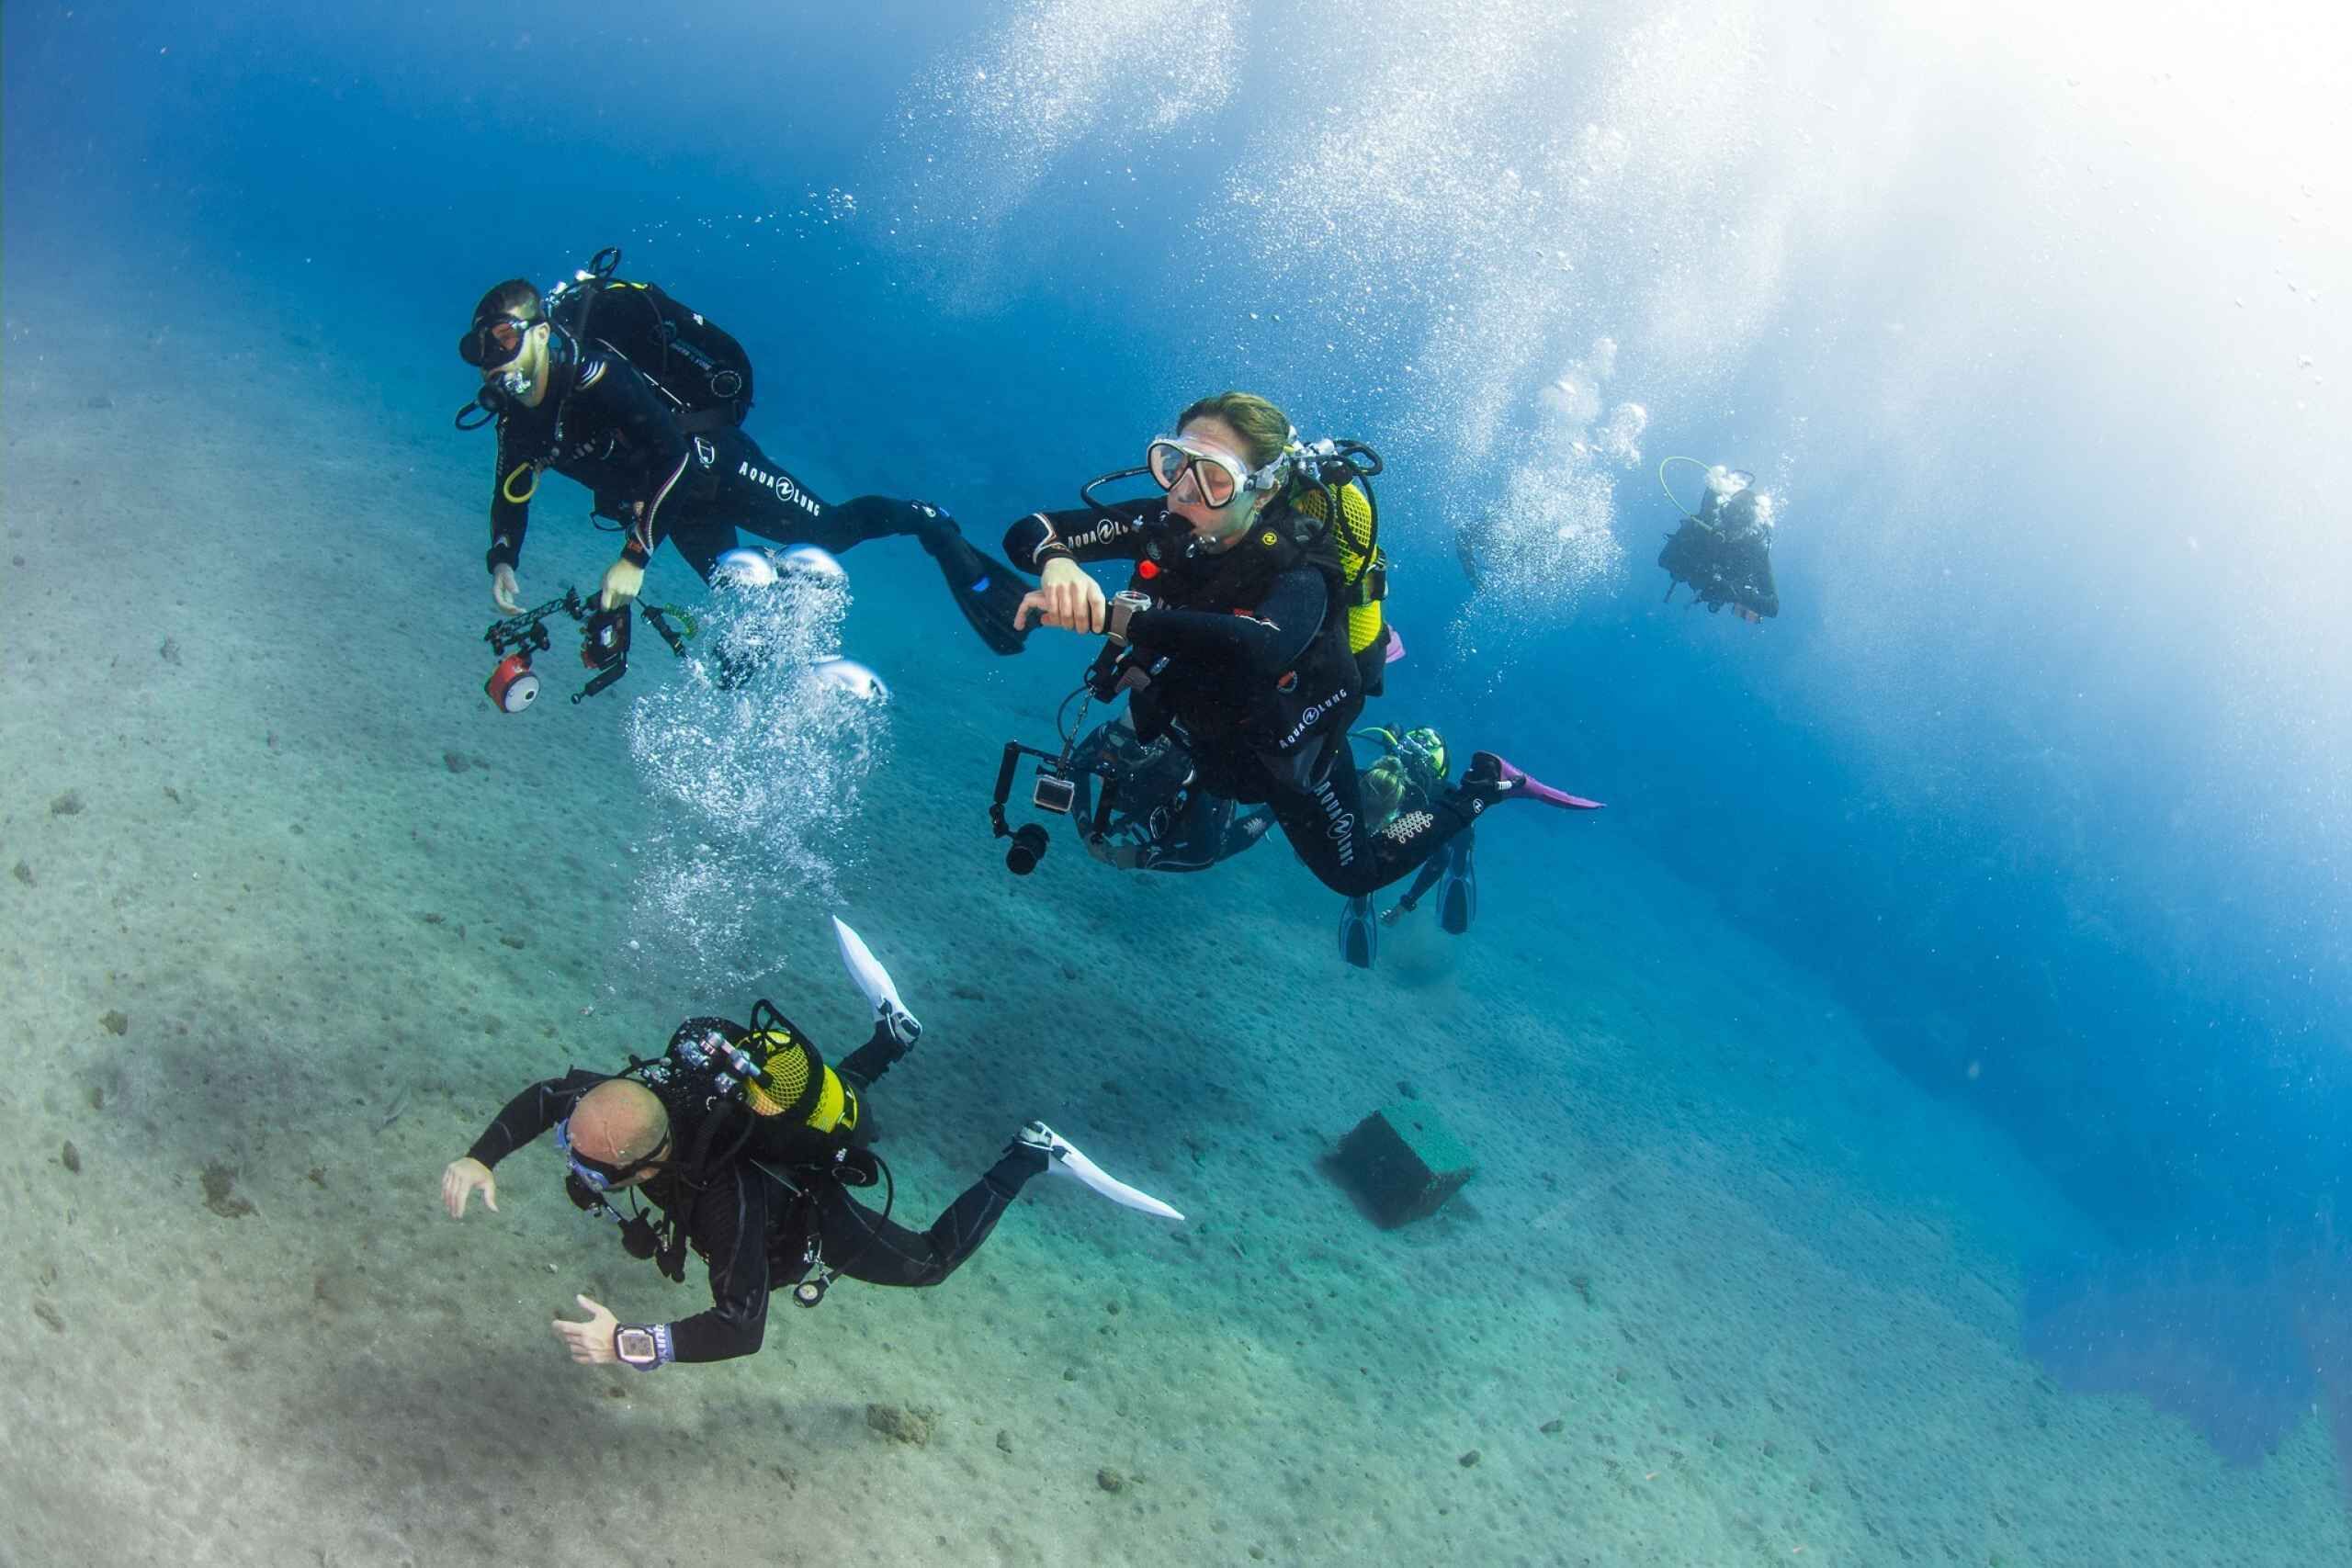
[{"xmin": 1291, "ymin": 479, "xmax": 1389, "ymax": 693}]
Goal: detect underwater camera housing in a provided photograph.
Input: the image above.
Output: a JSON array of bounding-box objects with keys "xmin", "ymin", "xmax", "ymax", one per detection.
[
  {"xmin": 989, "ymin": 739, "xmax": 1120, "ymax": 875},
  {"xmin": 481, "ymin": 590, "xmax": 694, "ymax": 711}
]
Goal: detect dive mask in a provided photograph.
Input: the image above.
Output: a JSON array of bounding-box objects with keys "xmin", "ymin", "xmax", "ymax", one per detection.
[
  {"xmin": 458, "ymin": 313, "xmax": 535, "ymax": 371},
  {"xmin": 555, "ymin": 1118, "xmax": 669, "ymax": 1190},
  {"xmin": 1145, "ymin": 436, "xmax": 1290, "ymax": 510}
]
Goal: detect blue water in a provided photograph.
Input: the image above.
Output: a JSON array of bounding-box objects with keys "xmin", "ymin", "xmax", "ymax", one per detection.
[{"xmin": 7, "ymin": 3, "xmax": 2347, "ymax": 1563}]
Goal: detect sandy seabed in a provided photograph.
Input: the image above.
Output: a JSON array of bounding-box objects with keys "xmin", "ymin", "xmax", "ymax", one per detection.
[{"xmin": 3, "ymin": 281, "xmax": 2344, "ymax": 1568}]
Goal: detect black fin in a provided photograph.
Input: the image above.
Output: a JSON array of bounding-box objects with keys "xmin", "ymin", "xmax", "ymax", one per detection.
[{"xmin": 934, "ymin": 539, "xmax": 1031, "ymax": 656}]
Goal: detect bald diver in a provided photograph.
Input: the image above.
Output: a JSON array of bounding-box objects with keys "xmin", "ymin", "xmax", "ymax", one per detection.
[{"xmin": 439, "ymin": 919, "xmax": 1180, "ymax": 1371}]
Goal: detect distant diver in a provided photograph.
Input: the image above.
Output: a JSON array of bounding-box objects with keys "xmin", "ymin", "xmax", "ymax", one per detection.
[
  {"xmin": 1656, "ymin": 458, "xmax": 1779, "ymax": 623},
  {"xmin": 455, "ymin": 254, "xmax": 1031, "ymax": 654},
  {"xmin": 1332, "ymin": 724, "xmax": 1480, "ymax": 970},
  {"xmin": 439, "ymin": 918, "xmax": 1180, "ymax": 1371},
  {"xmin": 1003, "ymin": 390, "xmax": 1603, "ymax": 899}
]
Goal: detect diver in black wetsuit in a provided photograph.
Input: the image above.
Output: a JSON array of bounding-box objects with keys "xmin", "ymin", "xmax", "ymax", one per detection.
[
  {"xmin": 1657, "ymin": 465, "xmax": 1779, "ymax": 624},
  {"xmin": 439, "ymin": 928, "xmax": 1179, "ymax": 1371},
  {"xmin": 458, "ymin": 278, "xmax": 1030, "ymax": 653},
  {"xmin": 1005, "ymin": 390, "xmax": 1602, "ymax": 899}
]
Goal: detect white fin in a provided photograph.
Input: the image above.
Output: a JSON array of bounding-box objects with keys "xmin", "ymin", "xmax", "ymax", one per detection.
[
  {"xmin": 1045, "ymin": 1129, "xmax": 1185, "ymax": 1222},
  {"xmin": 833, "ymin": 916, "xmax": 919, "ymax": 1042}
]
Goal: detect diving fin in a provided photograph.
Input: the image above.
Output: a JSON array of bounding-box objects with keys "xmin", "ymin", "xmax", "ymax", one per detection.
[
  {"xmin": 1436, "ymin": 844, "xmax": 1476, "ymax": 936},
  {"xmin": 931, "ymin": 535, "xmax": 1031, "ymax": 656},
  {"xmin": 833, "ymin": 916, "xmax": 922, "ymax": 1046},
  {"xmin": 1340, "ymin": 894, "xmax": 1378, "ymax": 969},
  {"xmin": 1019, "ymin": 1122, "xmax": 1185, "ymax": 1222}
]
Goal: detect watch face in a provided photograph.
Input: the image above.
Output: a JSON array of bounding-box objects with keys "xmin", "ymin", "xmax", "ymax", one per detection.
[{"xmin": 616, "ymin": 1328, "xmax": 656, "ymax": 1362}]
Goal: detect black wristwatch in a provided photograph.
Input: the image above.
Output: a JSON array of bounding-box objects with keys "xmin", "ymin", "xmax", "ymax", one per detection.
[{"xmin": 1105, "ymin": 590, "xmax": 1152, "ymax": 648}]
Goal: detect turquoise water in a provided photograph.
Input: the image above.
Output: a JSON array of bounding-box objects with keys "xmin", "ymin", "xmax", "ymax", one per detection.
[{"xmin": 5, "ymin": 3, "xmax": 2347, "ymax": 1564}]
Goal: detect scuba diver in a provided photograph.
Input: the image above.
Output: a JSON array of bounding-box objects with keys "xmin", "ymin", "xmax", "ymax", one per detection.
[
  {"xmin": 1657, "ymin": 459, "xmax": 1779, "ymax": 623},
  {"xmin": 438, "ymin": 919, "xmax": 1181, "ymax": 1371},
  {"xmin": 1064, "ymin": 715, "xmax": 1276, "ymax": 873},
  {"xmin": 1332, "ymin": 725, "xmax": 1477, "ymax": 969},
  {"xmin": 1005, "ymin": 391, "xmax": 1602, "ymax": 900},
  {"xmin": 457, "ymin": 266, "xmax": 1031, "ymax": 653}
]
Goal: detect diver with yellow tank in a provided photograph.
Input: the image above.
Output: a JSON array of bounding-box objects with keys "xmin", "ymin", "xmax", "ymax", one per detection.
[
  {"xmin": 1003, "ymin": 391, "xmax": 1601, "ymax": 899},
  {"xmin": 439, "ymin": 918, "xmax": 1182, "ymax": 1371}
]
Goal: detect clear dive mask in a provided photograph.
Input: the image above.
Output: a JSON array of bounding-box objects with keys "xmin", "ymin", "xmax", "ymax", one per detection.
[{"xmin": 1145, "ymin": 436, "xmax": 1291, "ymax": 510}]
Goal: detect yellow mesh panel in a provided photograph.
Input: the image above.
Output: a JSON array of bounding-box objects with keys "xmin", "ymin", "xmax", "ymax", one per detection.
[
  {"xmin": 741, "ymin": 1031, "xmax": 811, "ymax": 1117},
  {"xmin": 1293, "ymin": 481, "xmax": 1385, "ymax": 656}
]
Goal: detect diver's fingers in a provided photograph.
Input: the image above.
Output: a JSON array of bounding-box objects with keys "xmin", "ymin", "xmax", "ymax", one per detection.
[
  {"xmin": 440, "ymin": 1162, "xmax": 466, "ymax": 1218},
  {"xmin": 1054, "ymin": 577, "xmax": 1104, "ymax": 633},
  {"xmin": 1014, "ymin": 590, "xmax": 1051, "ymax": 631},
  {"xmin": 551, "ymin": 1316, "xmax": 601, "ymax": 1363}
]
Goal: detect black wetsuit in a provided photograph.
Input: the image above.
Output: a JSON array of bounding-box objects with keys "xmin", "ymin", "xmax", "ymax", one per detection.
[
  {"xmin": 465, "ymin": 1027, "xmax": 1041, "ymax": 1365},
  {"xmin": 1658, "ymin": 487, "xmax": 1778, "ymax": 617},
  {"xmin": 1005, "ymin": 497, "xmax": 1485, "ymax": 897},
  {"xmin": 480, "ymin": 329, "xmax": 1016, "ymax": 638}
]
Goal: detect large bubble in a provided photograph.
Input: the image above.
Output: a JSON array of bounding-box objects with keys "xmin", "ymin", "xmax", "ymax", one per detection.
[{"xmin": 623, "ymin": 557, "xmax": 890, "ymax": 987}]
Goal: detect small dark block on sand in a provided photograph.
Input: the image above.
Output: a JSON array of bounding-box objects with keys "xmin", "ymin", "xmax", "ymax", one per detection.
[
  {"xmin": 201, "ymin": 1161, "xmax": 254, "ymax": 1220},
  {"xmin": 60, "ymin": 1141, "xmax": 80, "ymax": 1174},
  {"xmin": 443, "ymin": 751, "xmax": 472, "ymax": 774},
  {"xmin": 1334, "ymin": 1102, "xmax": 1478, "ymax": 1227},
  {"xmin": 50, "ymin": 790, "xmax": 85, "ymax": 816},
  {"xmin": 1096, "ymin": 1468, "xmax": 1125, "ymax": 1494},
  {"xmin": 100, "ymin": 1010, "xmax": 130, "ymax": 1035},
  {"xmin": 11, "ymin": 861, "xmax": 30, "ymax": 885}
]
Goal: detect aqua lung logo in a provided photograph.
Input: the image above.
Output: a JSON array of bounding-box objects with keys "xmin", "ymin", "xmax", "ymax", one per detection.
[
  {"xmin": 1045, "ymin": 513, "xmax": 1140, "ymax": 554},
  {"xmin": 741, "ymin": 462, "xmax": 821, "ymax": 517},
  {"xmin": 1280, "ymin": 683, "xmax": 1351, "ymax": 751},
  {"xmin": 1310, "ymin": 774, "xmax": 1356, "ymax": 866}
]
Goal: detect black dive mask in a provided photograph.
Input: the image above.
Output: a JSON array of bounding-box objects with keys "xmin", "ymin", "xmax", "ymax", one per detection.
[{"xmin": 458, "ymin": 314, "xmax": 533, "ymax": 370}]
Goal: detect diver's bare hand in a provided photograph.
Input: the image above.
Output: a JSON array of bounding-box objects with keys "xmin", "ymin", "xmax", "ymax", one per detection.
[
  {"xmin": 1016, "ymin": 557, "xmax": 1106, "ymax": 633},
  {"xmin": 1380, "ymin": 903, "xmax": 1409, "ymax": 927},
  {"xmin": 441, "ymin": 1157, "xmax": 499, "ymax": 1218},
  {"xmin": 492, "ymin": 565, "xmax": 524, "ymax": 615},
  {"xmin": 553, "ymin": 1294, "xmax": 621, "ymax": 1365}
]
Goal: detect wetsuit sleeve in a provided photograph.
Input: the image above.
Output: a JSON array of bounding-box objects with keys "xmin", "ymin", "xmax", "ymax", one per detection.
[
  {"xmin": 465, "ymin": 1069, "xmax": 606, "ymax": 1167},
  {"xmin": 1397, "ymin": 852, "xmax": 1446, "ymax": 907},
  {"xmin": 571, "ymin": 355, "xmax": 700, "ymax": 565},
  {"xmin": 1004, "ymin": 499, "xmax": 1159, "ymax": 570},
  {"xmin": 664, "ymin": 1163, "xmax": 775, "ymax": 1363},
  {"xmin": 1125, "ymin": 566, "xmax": 1329, "ymax": 678},
  {"xmin": 487, "ymin": 420, "xmax": 533, "ymax": 573}
]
